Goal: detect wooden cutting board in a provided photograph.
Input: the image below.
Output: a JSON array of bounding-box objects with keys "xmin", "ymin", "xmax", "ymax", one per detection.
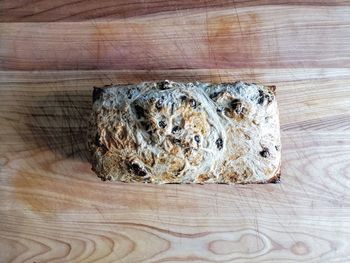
[{"xmin": 1, "ymin": 1, "xmax": 350, "ymax": 262}]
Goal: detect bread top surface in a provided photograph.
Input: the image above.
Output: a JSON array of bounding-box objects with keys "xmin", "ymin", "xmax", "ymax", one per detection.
[{"xmin": 88, "ymin": 80, "xmax": 281, "ymax": 184}]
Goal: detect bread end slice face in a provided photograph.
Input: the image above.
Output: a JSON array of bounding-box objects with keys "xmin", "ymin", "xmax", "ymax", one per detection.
[{"xmin": 88, "ymin": 81, "xmax": 281, "ymax": 184}]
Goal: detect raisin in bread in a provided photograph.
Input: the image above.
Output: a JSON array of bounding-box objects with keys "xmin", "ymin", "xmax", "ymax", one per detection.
[{"xmin": 88, "ymin": 80, "xmax": 281, "ymax": 184}]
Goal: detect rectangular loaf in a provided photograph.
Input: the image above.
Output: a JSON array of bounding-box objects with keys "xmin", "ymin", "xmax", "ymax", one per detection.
[{"xmin": 88, "ymin": 80, "xmax": 281, "ymax": 184}]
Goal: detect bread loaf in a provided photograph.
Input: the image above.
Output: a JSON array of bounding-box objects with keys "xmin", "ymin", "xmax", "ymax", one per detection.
[{"xmin": 88, "ymin": 80, "xmax": 281, "ymax": 184}]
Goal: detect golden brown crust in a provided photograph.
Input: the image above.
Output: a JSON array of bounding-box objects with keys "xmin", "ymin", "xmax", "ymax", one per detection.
[
  {"xmin": 88, "ymin": 80, "xmax": 281, "ymax": 184},
  {"xmin": 267, "ymin": 85, "xmax": 277, "ymax": 95},
  {"xmin": 267, "ymin": 169, "xmax": 281, "ymax": 183}
]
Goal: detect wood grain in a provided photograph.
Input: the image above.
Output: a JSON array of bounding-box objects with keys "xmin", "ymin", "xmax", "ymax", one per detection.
[
  {"xmin": 1, "ymin": 69, "xmax": 350, "ymax": 262},
  {"xmin": 1, "ymin": 0, "xmax": 350, "ymax": 261},
  {"xmin": 1, "ymin": 5, "xmax": 350, "ymax": 70},
  {"xmin": 1, "ymin": 0, "xmax": 349, "ymax": 22}
]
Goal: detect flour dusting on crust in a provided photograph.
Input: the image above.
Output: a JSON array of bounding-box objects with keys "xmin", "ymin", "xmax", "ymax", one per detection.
[{"xmin": 88, "ymin": 81, "xmax": 281, "ymax": 184}]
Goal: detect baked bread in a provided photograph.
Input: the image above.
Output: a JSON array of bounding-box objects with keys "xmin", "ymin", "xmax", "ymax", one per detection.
[{"xmin": 88, "ymin": 80, "xmax": 281, "ymax": 184}]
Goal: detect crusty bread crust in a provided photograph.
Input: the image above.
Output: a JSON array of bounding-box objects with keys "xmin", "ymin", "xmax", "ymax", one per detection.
[{"xmin": 88, "ymin": 81, "xmax": 281, "ymax": 184}]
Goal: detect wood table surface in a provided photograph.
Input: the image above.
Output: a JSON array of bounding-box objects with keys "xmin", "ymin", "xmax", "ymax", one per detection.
[{"xmin": 1, "ymin": 1, "xmax": 350, "ymax": 262}]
